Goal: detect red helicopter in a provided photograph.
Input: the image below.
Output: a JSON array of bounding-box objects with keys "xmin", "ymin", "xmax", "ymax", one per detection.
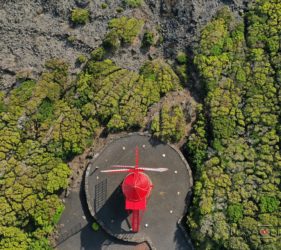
[{"xmin": 101, "ymin": 146, "xmax": 168, "ymax": 232}]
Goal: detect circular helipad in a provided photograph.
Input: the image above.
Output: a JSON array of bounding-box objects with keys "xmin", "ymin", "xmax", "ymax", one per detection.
[{"xmin": 85, "ymin": 133, "xmax": 193, "ymax": 249}]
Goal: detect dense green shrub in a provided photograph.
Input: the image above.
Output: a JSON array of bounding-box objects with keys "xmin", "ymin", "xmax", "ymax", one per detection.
[
  {"xmin": 150, "ymin": 105, "xmax": 186, "ymax": 143},
  {"xmin": 67, "ymin": 35, "xmax": 76, "ymax": 43},
  {"xmin": 103, "ymin": 17, "xmax": 144, "ymax": 50},
  {"xmin": 76, "ymin": 58, "xmax": 180, "ymax": 131},
  {"xmin": 175, "ymin": 52, "xmax": 188, "ymax": 83},
  {"xmin": 175, "ymin": 65, "xmax": 188, "ymax": 83},
  {"xmin": 176, "ymin": 52, "xmax": 187, "ymax": 64},
  {"xmin": 140, "ymin": 59, "xmax": 181, "ymax": 94},
  {"xmin": 123, "ymin": 0, "xmax": 143, "ymax": 8},
  {"xmin": 35, "ymin": 98, "xmax": 55, "ymax": 122},
  {"xmin": 116, "ymin": 7, "xmax": 124, "ymax": 13},
  {"xmin": 108, "ymin": 16, "xmax": 143, "ymax": 43},
  {"xmin": 0, "ymin": 91, "xmax": 6, "ymax": 113},
  {"xmin": 259, "ymin": 196, "xmax": 280, "ymax": 213},
  {"xmin": 9, "ymin": 80, "xmax": 36, "ymax": 106},
  {"xmin": 28, "ymin": 238, "xmax": 52, "ymax": 250},
  {"xmin": 0, "ymin": 27, "xmax": 181, "ymax": 249},
  {"xmin": 0, "ymin": 134, "xmax": 70, "ymax": 247},
  {"xmin": 227, "ymin": 204, "xmax": 243, "ymax": 222},
  {"xmin": 90, "ymin": 47, "xmax": 106, "ymax": 61},
  {"xmin": 186, "ymin": 104, "xmax": 208, "ymax": 173},
  {"xmin": 92, "ymin": 222, "xmax": 99, "ymax": 231},
  {"xmin": 52, "ymin": 204, "xmax": 65, "ymax": 224},
  {"xmin": 101, "ymin": 3, "xmax": 108, "ymax": 9},
  {"xmin": 76, "ymin": 54, "xmax": 87, "ymax": 64},
  {"xmin": 102, "ymin": 31, "xmax": 121, "ymax": 51},
  {"xmin": 142, "ymin": 32, "xmax": 155, "ymax": 47},
  {"xmin": 187, "ymin": 3, "xmax": 281, "ymax": 249},
  {"xmin": 44, "ymin": 59, "xmax": 69, "ymax": 88},
  {"xmin": 71, "ymin": 8, "xmax": 90, "ymax": 25},
  {"xmin": 0, "ymin": 61, "xmax": 76, "ymax": 248}
]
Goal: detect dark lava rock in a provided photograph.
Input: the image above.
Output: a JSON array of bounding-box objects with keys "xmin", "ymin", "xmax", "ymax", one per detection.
[
  {"xmin": 75, "ymin": 0, "xmax": 89, "ymax": 8},
  {"xmin": 0, "ymin": 0, "xmax": 248, "ymax": 90}
]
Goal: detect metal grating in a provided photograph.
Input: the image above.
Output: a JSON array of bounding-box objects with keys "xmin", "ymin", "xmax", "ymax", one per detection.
[{"xmin": 95, "ymin": 178, "xmax": 107, "ymax": 211}]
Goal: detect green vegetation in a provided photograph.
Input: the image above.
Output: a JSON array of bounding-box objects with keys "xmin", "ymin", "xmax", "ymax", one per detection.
[
  {"xmin": 186, "ymin": 104, "xmax": 208, "ymax": 174},
  {"xmin": 103, "ymin": 32, "xmax": 121, "ymax": 51},
  {"xmin": 227, "ymin": 204, "xmax": 243, "ymax": 223},
  {"xmin": 140, "ymin": 59, "xmax": 181, "ymax": 94},
  {"xmin": 4, "ymin": 2, "xmax": 281, "ymax": 249},
  {"xmin": 101, "ymin": 3, "xmax": 108, "ymax": 9},
  {"xmin": 103, "ymin": 17, "xmax": 144, "ymax": 50},
  {"xmin": 175, "ymin": 65, "xmax": 188, "ymax": 84},
  {"xmin": 76, "ymin": 58, "xmax": 181, "ymax": 131},
  {"xmin": 142, "ymin": 31, "xmax": 155, "ymax": 47},
  {"xmin": 0, "ymin": 61, "xmax": 82, "ymax": 248},
  {"xmin": 90, "ymin": 47, "xmax": 106, "ymax": 61},
  {"xmin": 259, "ymin": 196, "xmax": 280, "ymax": 213},
  {"xmin": 67, "ymin": 35, "xmax": 76, "ymax": 43},
  {"xmin": 187, "ymin": 3, "xmax": 281, "ymax": 249},
  {"xmin": 0, "ymin": 131, "xmax": 70, "ymax": 248},
  {"xmin": 175, "ymin": 52, "xmax": 188, "ymax": 84},
  {"xmin": 123, "ymin": 0, "xmax": 143, "ymax": 8},
  {"xmin": 92, "ymin": 222, "xmax": 99, "ymax": 231},
  {"xmin": 71, "ymin": 8, "xmax": 90, "ymax": 25},
  {"xmin": 0, "ymin": 91, "xmax": 6, "ymax": 113},
  {"xmin": 150, "ymin": 105, "xmax": 185, "ymax": 143},
  {"xmin": 0, "ymin": 49, "xmax": 181, "ymax": 247},
  {"xmin": 76, "ymin": 54, "xmax": 87, "ymax": 64},
  {"xmin": 116, "ymin": 7, "xmax": 124, "ymax": 13},
  {"xmin": 176, "ymin": 52, "xmax": 187, "ymax": 64}
]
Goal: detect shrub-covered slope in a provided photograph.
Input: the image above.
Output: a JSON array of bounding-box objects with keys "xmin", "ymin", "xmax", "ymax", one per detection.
[
  {"xmin": 0, "ymin": 53, "xmax": 181, "ymax": 248},
  {"xmin": 187, "ymin": 1, "xmax": 281, "ymax": 249},
  {"xmin": 75, "ymin": 58, "xmax": 181, "ymax": 131}
]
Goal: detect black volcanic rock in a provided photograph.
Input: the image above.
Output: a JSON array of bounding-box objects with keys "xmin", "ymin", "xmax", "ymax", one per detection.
[{"xmin": 0, "ymin": 0, "xmax": 248, "ymax": 90}]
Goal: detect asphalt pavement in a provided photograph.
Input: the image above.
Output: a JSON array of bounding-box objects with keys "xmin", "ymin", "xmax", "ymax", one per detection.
[{"xmin": 57, "ymin": 134, "xmax": 193, "ymax": 250}]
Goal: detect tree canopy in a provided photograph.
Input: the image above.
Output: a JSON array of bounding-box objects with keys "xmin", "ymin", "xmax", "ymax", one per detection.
[
  {"xmin": 187, "ymin": 2, "xmax": 281, "ymax": 249},
  {"xmin": 0, "ymin": 45, "xmax": 182, "ymax": 248}
]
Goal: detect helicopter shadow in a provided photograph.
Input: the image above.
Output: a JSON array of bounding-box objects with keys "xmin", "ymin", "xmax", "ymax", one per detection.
[
  {"xmin": 148, "ymin": 136, "xmax": 165, "ymax": 148},
  {"xmin": 95, "ymin": 184, "xmax": 134, "ymax": 235},
  {"xmin": 173, "ymin": 190, "xmax": 194, "ymax": 250}
]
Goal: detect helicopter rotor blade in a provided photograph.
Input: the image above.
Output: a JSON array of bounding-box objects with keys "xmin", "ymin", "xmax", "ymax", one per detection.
[
  {"xmin": 101, "ymin": 169, "xmax": 131, "ymax": 173},
  {"xmin": 138, "ymin": 167, "xmax": 168, "ymax": 172},
  {"xmin": 111, "ymin": 165, "xmax": 135, "ymax": 168},
  {"xmin": 111, "ymin": 165, "xmax": 168, "ymax": 172}
]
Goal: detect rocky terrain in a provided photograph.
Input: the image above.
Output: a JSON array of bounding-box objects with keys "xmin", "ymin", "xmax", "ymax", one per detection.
[{"xmin": 0, "ymin": 0, "xmax": 247, "ymax": 91}]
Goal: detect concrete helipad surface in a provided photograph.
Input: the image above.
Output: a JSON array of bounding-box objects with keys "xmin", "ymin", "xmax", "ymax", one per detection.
[
  {"xmin": 85, "ymin": 133, "xmax": 193, "ymax": 250},
  {"xmin": 56, "ymin": 185, "xmax": 149, "ymax": 250}
]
